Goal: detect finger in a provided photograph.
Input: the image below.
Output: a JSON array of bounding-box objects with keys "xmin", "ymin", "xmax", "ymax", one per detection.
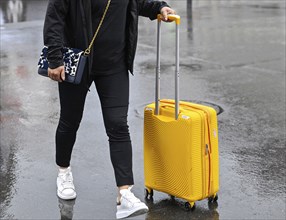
[
  {"xmin": 50, "ymin": 75, "xmax": 57, "ymax": 81},
  {"xmin": 60, "ymin": 67, "xmax": 65, "ymax": 81},
  {"xmin": 51, "ymin": 72, "xmax": 61, "ymax": 82},
  {"xmin": 167, "ymin": 9, "xmax": 176, "ymax": 16},
  {"xmin": 56, "ymin": 72, "xmax": 62, "ymax": 82},
  {"xmin": 50, "ymin": 75, "xmax": 56, "ymax": 81},
  {"xmin": 48, "ymin": 68, "xmax": 52, "ymax": 78},
  {"xmin": 48, "ymin": 69, "xmax": 55, "ymax": 80},
  {"xmin": 162, "ymin": 10, "xmax": 168, "ymax": 21},
  {"xmin": 49, "ymin": 73, "xmax": 55, "ymax": 80}
]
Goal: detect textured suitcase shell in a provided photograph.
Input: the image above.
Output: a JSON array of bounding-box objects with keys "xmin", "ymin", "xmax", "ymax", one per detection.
[{"xmin": 144, "ymin": 99, "xmax": 219, "ymax": 206}]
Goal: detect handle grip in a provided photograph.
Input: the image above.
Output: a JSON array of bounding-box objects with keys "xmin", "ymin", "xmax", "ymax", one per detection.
[{"xmin": 157, "ymin": 14, "xmax": 181, "ymax": 25}]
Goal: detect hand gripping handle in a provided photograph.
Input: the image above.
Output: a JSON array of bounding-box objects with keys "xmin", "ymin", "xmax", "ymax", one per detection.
[
  {"xmin": 155, "ymin": 14, "xmax": 180, "ymax": 120},
  {"xmin": 157, "ymin": 14, "xmax": 181, "ymax": 24}
]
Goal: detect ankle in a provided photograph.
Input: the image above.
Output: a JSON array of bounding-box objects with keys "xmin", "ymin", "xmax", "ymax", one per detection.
[
  {"xmin": 59, "ymin": 166, "xmax": 70, "ymax": 173},
  {"xmin": 118, "ymin": 185, "xmax": 129, "ymax": 191},
  {"xmin": 118, "ymin": 185, "xmax": 130, "ymax": 201}
]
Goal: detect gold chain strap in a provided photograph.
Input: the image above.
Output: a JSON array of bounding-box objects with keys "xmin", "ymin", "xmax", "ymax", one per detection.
[{"xmin": 84, "ymin": 0, "xmax": 111, "ymax": 55}]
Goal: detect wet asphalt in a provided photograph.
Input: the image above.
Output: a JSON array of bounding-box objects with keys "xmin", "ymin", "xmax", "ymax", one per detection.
[{"xmin": 0, "ymin": 0, "xmax": 285, "ymax": 219}]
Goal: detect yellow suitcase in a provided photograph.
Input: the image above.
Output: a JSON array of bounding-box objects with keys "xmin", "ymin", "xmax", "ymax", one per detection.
[{"xmin": 144, "ymin": 15, "xmax": 219, "ymax": 210}]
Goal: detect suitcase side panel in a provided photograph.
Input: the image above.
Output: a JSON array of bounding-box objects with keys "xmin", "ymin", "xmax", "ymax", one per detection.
[
  {"xmin": 179, "ymin": 100, "xmax": 220, "ymax": 196},
  {"xmin": 163, "ymin": 99, "xmax": 220, "ymax": 196}
]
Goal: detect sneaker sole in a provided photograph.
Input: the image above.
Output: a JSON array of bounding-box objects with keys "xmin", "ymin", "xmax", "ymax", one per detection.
[
  {"xmin": 116, "ymin": 206, "xmax": 148, "ymax": 219},
  {"xmin": 57, "ymin": 190, "xmax": 77, "ymax": 200}
]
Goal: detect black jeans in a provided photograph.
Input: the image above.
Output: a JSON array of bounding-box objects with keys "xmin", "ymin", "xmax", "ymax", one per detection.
[{"xmin": 55, "ymin": 71, "xmax": 134, "ymax": 187}]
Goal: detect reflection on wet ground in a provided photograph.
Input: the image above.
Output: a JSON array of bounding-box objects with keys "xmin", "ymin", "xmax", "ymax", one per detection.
[
  {"xmin": 145, "ymin": 197, "xmax": 219, "ymax": 220},
  {"xmin": 0, "ymin": 0, "xmax": 48, "ymax": 24},
  {"xmin": 0, "ymin": 0, "xmax": 285, "ymax": 219},
  {"xmin": 58, "ymin": 198, "xmax": 75, "ymax": 220},
  {"xmin": 0, "ymin": 143, "xmax": 17, "ymax": 219}
]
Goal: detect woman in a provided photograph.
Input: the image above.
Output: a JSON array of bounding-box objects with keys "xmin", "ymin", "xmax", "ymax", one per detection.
[{"xmin": 43, "ymin": 0, "xmax": 175, "ymax": 218}]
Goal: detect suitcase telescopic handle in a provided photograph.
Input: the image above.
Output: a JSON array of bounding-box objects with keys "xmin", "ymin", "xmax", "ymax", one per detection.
[{"xmin": 155, "ymin": 14, "xmax": 180, "ymax": 120}]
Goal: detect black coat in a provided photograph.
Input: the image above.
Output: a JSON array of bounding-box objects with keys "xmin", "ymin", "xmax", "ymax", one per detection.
[{"xmin": 43, "ymin": 0, "xmax": 169, "ymax": 74}]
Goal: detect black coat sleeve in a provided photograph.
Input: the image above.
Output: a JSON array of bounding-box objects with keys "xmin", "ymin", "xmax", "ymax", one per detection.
[
  {"xmin": 43, "ymin": 0, "xmax": 70, "ymax": 69},
  {"xmin": 138, "ymin": 0, "xmax": 170, "ymax": 20}
]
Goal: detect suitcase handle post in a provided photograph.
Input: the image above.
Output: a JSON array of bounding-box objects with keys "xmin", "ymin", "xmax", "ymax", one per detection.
[{"xmin": 155, "ymin": 14, "xmax": 180, "ymax": 120}]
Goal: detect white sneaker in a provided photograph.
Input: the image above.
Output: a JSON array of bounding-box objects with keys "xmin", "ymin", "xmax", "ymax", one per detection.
[
  {"xmin": 57, "ymin": 167, "xmax": 77, "ymax": 200},
  {"xmin": 116, "ymin": 186, "xmax": 149, "ymax": 219}
]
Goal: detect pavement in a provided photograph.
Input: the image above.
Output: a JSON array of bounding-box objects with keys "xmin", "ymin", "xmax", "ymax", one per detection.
[{"xmin": 0, "ymin": 0, "xmax": 285, "ymax": 219}]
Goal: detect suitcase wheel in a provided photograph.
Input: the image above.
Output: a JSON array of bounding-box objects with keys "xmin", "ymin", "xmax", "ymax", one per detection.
[
  {"xmin": 144, "ymin": 188, "xmax": 153, "ymax": 199},
  {"xmin": 185, "ymin": 202, "xmax": 196, "ymax": 211},
  {"xmin": 208, "ymin": 193, "xmax": 218, "ymax": 203}
]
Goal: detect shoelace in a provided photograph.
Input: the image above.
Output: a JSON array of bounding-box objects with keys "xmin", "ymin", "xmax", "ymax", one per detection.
[
  {"xmin": 60, "ymin": 172, "xmax": 74, "ymax": 189},
  {"xmin": 123, "ymin": 190, "xmax": 140, "ymax": 204}
]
